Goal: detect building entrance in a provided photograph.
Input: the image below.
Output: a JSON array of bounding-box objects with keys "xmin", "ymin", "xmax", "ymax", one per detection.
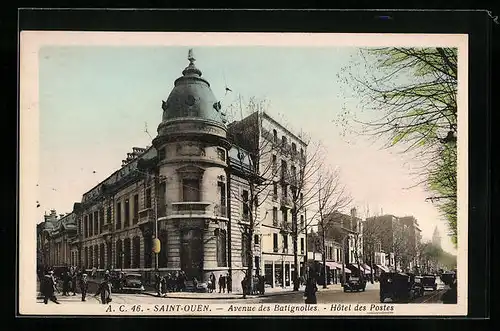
[{"xmin": 180, "ymin": 228, "xmax": 203, "ymax": 280}]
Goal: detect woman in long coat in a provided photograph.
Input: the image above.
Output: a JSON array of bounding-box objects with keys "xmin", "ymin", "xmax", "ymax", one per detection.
[
  {"xmin": 304, "ymin": 276, "xmax": 318, "ymax": 304},
  {"xmin": 95, "ymin": 276, "xmax": 112, "ymax": 304}
]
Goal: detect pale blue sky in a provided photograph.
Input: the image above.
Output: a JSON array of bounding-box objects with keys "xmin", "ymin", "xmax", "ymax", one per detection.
[{"xmin": 37, "ymin": 46, "xmax": 455, "ymax": 253}]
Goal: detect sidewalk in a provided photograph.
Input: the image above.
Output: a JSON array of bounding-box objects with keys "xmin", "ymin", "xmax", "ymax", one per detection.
[{"xmin": 142, "ymin": 283, "xmax": 345, "ymax": 300}]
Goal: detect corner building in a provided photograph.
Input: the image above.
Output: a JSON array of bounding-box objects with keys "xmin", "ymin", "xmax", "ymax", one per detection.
[{"xmin": 50, "ymin": 52, "xmax": 309, "ymax": 292}]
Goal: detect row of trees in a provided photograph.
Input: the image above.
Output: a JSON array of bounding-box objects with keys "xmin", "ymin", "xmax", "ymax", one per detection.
[{"xmin": 338, "ymin": 47, "xmax": 458, "ymax": 247}]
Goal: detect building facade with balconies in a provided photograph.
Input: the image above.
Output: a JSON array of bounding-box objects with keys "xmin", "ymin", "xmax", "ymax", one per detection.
[
  {"xmin": 227, "ymin": 111, "xmax": 308, "ymax": 288},
  {"xmin": 40, "ymin": 50, "xmax": 312, "ymax": 292}
]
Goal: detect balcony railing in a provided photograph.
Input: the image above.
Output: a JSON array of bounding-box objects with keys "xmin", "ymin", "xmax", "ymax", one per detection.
[
  {"xmin": 169, "ymin": 202, "xmax": 212, "ymax": 216},
  {"xmin": 271, "ymin": 193, "xmax": 278, "ymax": 202},
  {"xmin": 214, "ymin": 204, "xmax": 228, "ymax": 218},
  {"xmin": 280, "ymin": 195, "xmax": 292, "ymax": 208},
  {"xmin": 101, "ymin": 223, "xmax": 112, "ymax": 234}
]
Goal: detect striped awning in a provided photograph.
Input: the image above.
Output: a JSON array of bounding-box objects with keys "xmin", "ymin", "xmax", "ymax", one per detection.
[{"xmin": 377, "ymin": 264, "xmax": 390, "ymax": 272}]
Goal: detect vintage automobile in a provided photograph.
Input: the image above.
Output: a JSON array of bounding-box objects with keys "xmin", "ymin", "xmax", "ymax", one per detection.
[
  {"xmin": 342, "ymin": 276, "xmax": 366, "ymax": 292},
  {"xmin": 421, "ymin": 274, "xmax": 437, "ymax": 291},
  {"xmin": 109, "ymin": 272, "xmax": 145, "ymax": 293},
  {"xmin": 379, "ymin": 272, "xmax": 413, "ymax": 303},
  {"xmin": 440, "ymin": 272, "xmax": 456, "ymax": 287},
  {"xmin": 410, "ymin": 274, "xmax": 425, "ymax": 299}
]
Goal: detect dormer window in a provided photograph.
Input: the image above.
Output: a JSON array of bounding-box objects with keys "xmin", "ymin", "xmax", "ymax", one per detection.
[
  {"xmin": 273, "ymin": 129, "xmax": 278, "ymax": 143},
  {"xmin": 282, "ymin": 136, "xmax": 287, "ymax": 146}
]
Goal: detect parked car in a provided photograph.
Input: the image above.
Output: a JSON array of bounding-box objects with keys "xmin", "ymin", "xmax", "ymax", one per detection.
[
  {"xmin": 109, "ymin": 272, "xmax": 145, "ymax": 293},
  {"xmin": 343, "ymin": 276, "xmax": 366, "ymax": 292},
  {"xmin": 379, "ymin": 272, "xmax": 412, "ymax": 303},
  {"xmin": 421, "ymin": 274, "xmax": 437, "ymax": 291},
  {"xmin": 440, "ymin": 272, "xmax": 456, "ymax": 287},
  {"xmin": 410, "ymin": 274, "xmax": 425, "ymax": 299}
]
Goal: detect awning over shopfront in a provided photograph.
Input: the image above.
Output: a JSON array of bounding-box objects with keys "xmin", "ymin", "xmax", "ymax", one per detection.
[
  {"xmin": 362, "ymin": 264, "xmax": 372, "ymax": 274},
  {"xmin": 342, "ymin": 265, "xmax": 352, "ymax": 273},
  {"xmin": 325, "ymin": 261, "xmax": 343, "ymax": 269},
  {"xmin": 376, "ymin": 264, "xmax": 390, "ymax": 272}
]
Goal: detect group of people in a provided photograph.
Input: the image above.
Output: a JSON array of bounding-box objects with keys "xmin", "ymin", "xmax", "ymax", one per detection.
[
  {"xmin": 207, "ymin": 272, "xmax": 233, "ymax": 293},
  {"xmin": 39, "ymin": 266, "xmax": 112, "ymax": 305},
  {"xmin": 154, "ymin": 271, "xmax": 190, "ymax": 296}
]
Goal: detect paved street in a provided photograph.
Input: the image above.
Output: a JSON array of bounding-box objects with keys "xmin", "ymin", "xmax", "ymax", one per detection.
[{"xmin": 37, "ymin": 281, "xmax": 447, "ymax": 305}]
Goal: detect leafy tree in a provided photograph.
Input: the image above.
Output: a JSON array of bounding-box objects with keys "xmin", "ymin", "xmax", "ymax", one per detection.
[{"xmin": 337, "ymin": 47, "xmax": 458, "ymax": 246}]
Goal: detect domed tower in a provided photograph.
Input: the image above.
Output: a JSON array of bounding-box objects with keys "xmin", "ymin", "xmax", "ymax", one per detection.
[{"xmin": 152, "ymin": 50, "xmax": 231, "ymax": 282}]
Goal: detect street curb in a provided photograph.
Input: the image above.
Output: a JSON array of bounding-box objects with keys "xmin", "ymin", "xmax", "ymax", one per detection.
[{"xmin": 140, "ymin": 290, "xmax": 300, "ymax": 300}]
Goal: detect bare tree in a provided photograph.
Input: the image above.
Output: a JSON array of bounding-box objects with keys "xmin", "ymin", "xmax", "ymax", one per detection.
[
  {"xmin": 315, "ymin": 167, "xmax": 352, "ymax": 288},
  {"xmin": 227, "ymin": 97, "xmax": 284, "ymax": 289}
]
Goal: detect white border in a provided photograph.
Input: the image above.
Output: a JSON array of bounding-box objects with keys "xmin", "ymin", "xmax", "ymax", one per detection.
[{"xmin": 19, "ymin": 31, "xmax": 469, "ymax": 316}]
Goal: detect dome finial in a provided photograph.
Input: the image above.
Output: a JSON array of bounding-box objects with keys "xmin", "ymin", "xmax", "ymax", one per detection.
[{"xmin": 188, "ymin": 49, "xmax": 196, "ymax": 65}]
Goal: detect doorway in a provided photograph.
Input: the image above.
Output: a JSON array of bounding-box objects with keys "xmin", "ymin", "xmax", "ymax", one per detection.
[{"xmin": 180, "ymin": 228, "xmax": 203, "ymax": 280}]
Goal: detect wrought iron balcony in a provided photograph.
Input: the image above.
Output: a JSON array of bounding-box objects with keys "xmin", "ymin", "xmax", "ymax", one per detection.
[
  {"xmin": 214, "ymin": 204, "xmax": 228, "ymax": 218},
  {"xmin": 168, "ymin": 202, "xmax": 212, "ymax": 217},
  {"xmin": 280, "ymin": 195, "xmax": 292, "ymax": 208}
]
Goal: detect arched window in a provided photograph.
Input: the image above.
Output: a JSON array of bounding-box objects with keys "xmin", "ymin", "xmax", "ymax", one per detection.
[
  {"xmin": 158, "ymin": 230, "xmax": 168, "ymax": 268},
  {"xmin": 124, "ymin": 238, "xmax": 131, "ymax": 269},
  {"xmin": 273, "ymin": 129, "xmax": 278, "ymax": 143},
  {"xmin": 215, "ymin": 229, "xmax": 227, "ymax": 267},
  {"xmin": 132, "ymin": 236, "xmax": 141, "ymax": 268},
  {"xmin": 99, "ymin": 243, "xmax": 105, "ymax": 269},
  {"xmin": 116, "ymin": 239, "xmax": 123, "ymax": 269}
]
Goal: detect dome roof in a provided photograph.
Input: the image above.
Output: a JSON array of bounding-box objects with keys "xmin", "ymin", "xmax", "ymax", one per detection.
[{"xmin": 160, "ymin": 50, "xmax": 226, "ymax": 125}]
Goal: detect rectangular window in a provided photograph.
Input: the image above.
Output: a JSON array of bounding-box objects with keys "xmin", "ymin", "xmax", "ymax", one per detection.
[
  {"xmin": 116, "ymin": 202, "xmax": 121, "ymax": 229},
  {"xmin": 158, "ymin": 147, "xmax": 166, "ymax": 160},
  {"xmin": 272, "ymin": 207, "xmax": 278, "ymax": 226},
  {"xmin": 282, "ymin": 209, "xmax": 288, "ymax": 224},
  {"xmin": 94, "ymin": 211, "xmax": 99, "ymax": 235},
  {"xmin": 273, "ymin": 233, "xmax": 278, "ymax": 252},
  {"xmin": 254, "ymin": 234, "xmax": 259, "ymax": 245},
  {"xmin": 300, "ymin": 215, "xmax": 304, "ymax": 230},
  {"xmin": 242, "ymin": 190, "xmax": 249, "ymax": 218},
  {"xmin": 99, "ymin": 208, "xmax": 104, "ymax": 233},
  {"xmin": 217, "ymin": 148, "xmax": 226, "ymax": 161},
  {"xmin": 272, "ymin": 155, "xmax": 277, "ymax": 172},
  {"xmin": 218, "ymin": 181, "xmax": 226, "ymax": 216},
  {"xmin": 281, "ymin": 160, "xmax": 287, "ymax": 179},
  {"xmin": 300, "ymin": 238, "xmax": 305, "ymax": 254},
  {"xmin": 145, "ymin": 188, "xmax": 152, "ymax": 208},
  {"xmin": 133, "ymin": 194, "xmax": 139, "ymax": 223},
  {"xmin": 216, "ymin": 229, "xmax": 227, "ymax": 267},
  {"xmin": 182, "ymin": 179, "xmax": 200, "ymax": 201},
  {"xmin": 282, "ymin": 234, "xmax": 288, "ymax": 252},
  {"xmin": 88, "ymin": 213, "xmax": 93, "ymax": 237},
  {"xmin": 242, "ymin": 233, "xmax": 249, "ymax": 267},
  {"xmin": 106, "ymin": 207, "xmax": 112, "ymax": 224},
  {"xmin": 124, "ymin": 198, "xmax": 130, "ymax": 227}
]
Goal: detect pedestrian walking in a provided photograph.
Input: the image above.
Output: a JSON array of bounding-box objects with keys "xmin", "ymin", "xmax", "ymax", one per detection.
[
  {"xmin": 80, "ymin": 273, "xmax": 89, "ymax": 302},
  {"xmin": 95, "ymin": 276, "xmax": 112, "ymax": 305},
  {"xmin": 226, "ymin": 273, "xmax": 232, "ymax": 293},
  {"xmin": 304, "ymin": 276, "xmax": 318, "ymax": 304},
  {"xmin": 161, "ymin": 275, "xmax": 168, "ymax": 297},
  {"xmin": 41, "ymin": 270, "xmax": 60, "ymax": 304},
  {"xmin": 209, "ymin": 272, "xmax": 216, "ymax": 293},
  {"xmin": 241, "ymin": 275, "xmax": 248, "ymax": 299},
  {"xmin": 71, "ymin": 267, "xmax": 78, "ymax": 295},
  {"xmin": 218, "ymin": 274, "xmax": 226, "ymax": 293},
  {"xmin": 62, "ymin": 271, "xmax": 70, "ymax": 296},
  {"xmin": 155, "ymin": 272, "xmax": 162, "ymax": 296}
]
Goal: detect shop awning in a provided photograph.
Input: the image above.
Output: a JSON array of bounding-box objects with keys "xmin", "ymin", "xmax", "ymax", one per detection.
[
  {"xmin": 342, "ymin": 265, "xmax": 352, "ymax": 273},
  {"xmin": 325, "ymin": 261, "xmax": 343, "ymax": 269},
  {"xmin": 377, "ymin": 264, "xmax": 390, "ymax": 272},
  {"xmin": 362, "ymin": 264, "xmax": 372, "ymax": 274}
]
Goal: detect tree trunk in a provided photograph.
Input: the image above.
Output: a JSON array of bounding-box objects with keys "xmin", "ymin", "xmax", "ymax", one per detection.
[
  {"xmin": 321, "ymin": 225, "xmax": 327, "ymax": 289},
  {"xmin": 292, "ymin": 209, "xmax": 300, "ymax": 291}
]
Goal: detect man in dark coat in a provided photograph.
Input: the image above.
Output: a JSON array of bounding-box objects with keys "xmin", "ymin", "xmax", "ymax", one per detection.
[
  {"xmin": 71, "ymin": 268, "xmax": 78, "ymax": 296},
  {"xmin": 95, "ymin": 275, "xmax": 112, "ymax": 305},
  {"xmin": 62, "ymin": 271, "xmax": 70, "ymax": 296},
  {"xmin": 41, "ymin": 270, "xmax": 60, "ymax": 304},
  {"xmin": 80, "ymin": 273, "xmax": 89, "ymax": 302},
  {"xmin": 304, "ymin": 276, "xmax": 318, "ymax": 304},
  {"xmin": 218, "ymin": 274, "xmax": 226, "ymax": 293},
  {"xmin": 241, "ymin": 276, "xmax": 248, "ymax": 299},
  {"xmin": 226, "ymin": 273, "xmax": 232, "ymax": 293}
]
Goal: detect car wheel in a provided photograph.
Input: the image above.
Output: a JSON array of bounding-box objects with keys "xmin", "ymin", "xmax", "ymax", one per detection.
[{"xmin": 343, "ymin": 287, "xmax": 347, "ymax": 292}]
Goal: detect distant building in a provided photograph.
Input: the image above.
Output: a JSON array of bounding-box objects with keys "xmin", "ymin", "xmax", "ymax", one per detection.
[{"xmin": 432, "ymin": 226, "xmax": 442, "ymax": 249}]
